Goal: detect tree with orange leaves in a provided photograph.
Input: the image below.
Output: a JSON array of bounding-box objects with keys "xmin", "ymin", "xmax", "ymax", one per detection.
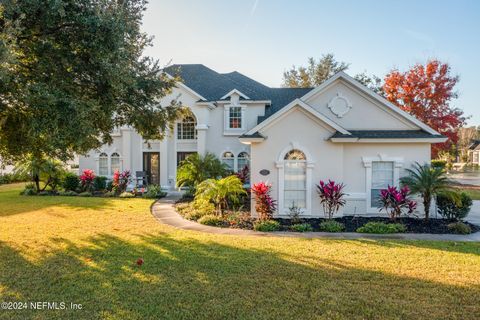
[{"xmin": 383, "ymin": 60, "xmax": 467, "ymax": 158}]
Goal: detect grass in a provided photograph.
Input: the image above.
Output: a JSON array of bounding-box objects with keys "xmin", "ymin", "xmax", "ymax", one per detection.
[{"xmin": 0, "ymin": 183, "xmax": 480, "ymax": 319}]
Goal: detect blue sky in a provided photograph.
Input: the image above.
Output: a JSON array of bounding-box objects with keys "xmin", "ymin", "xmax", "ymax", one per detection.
[{"xmin": 142, "ymin": 0, "xmax": 480, "ymax": 125}]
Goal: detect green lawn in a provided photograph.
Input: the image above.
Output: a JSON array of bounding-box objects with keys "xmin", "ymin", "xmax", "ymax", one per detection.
[{"xmin": 0, "ymin": 183, "xmax": 479, "ymax": 319}]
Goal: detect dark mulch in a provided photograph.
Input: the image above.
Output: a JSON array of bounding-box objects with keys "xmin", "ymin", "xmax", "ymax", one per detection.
[{"xmin": 274, "ymin": 216, "xmax": 480, "ymax": 234}]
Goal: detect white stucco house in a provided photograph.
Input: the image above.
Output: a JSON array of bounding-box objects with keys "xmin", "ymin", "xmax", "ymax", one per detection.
[{"xmin": 79, "ymin": 64, "xmax": 446, "ymax": 217}]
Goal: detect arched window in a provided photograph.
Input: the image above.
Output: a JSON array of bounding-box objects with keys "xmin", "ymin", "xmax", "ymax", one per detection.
[
  {"xmin": 222, "ymin": 151, "xmax": 235, "ymax": 171},
  {"xmin": 111, "ymin": 152, "xmax": 121, "ymax": 174},
  {"xmin": 284, "ymin": 149, "xmax": 307, "ymax": 209},
  {"xmin": 237, "ymin": 152, "xmax": 249, "ymax": 172},
  {"xmin": 177, "ymin": 115, "xmax": 197, "ymax": 140},
  {"xmin": 99, "ymin": 153, "xmax": 108, "ymax": 176}
]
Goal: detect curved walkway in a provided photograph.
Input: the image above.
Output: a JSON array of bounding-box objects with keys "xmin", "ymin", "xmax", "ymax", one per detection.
[{"xmin": 151, "ymin": 193, "xmax": 480, "ymax": 242}]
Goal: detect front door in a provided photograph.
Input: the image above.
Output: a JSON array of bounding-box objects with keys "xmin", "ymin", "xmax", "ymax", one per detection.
[{"xmin": 143, "ymin": 152, "xmax": 160, "ymax": 185}]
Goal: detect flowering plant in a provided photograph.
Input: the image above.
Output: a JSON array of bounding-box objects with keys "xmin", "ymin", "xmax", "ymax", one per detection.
[
  {"xmin": 251, "ymin": 182, "xmax": 276, "ymax": 220},
  {"xmin": 235, "ymin": 165, "xmax": 250, "ymax": 184},
  {"xmin": 379, "ymin": 185, "xmax": 417, "ymax": 220},
  {"xmin": 112, "ymin": 170, "xmax": 131, "ymax": 194},
  {"xmin": 316, "ymin": 180, "xmax": 346, "ymax": 219},
  {"xmin": 80, "ymin": 169, "xmax": 95, "ymax": 192}
]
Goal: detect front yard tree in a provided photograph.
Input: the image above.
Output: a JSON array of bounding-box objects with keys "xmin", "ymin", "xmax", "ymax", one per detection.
[
  {"xmin": 0, "ymin": 0, "xmax": 181, "ymax": 162},
  {"xmin": 383, "ymin": 60, "xmax": 467, "ymax": 158}
]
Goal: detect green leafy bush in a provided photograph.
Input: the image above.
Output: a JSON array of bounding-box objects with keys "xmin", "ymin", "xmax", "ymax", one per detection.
[
  {"xmin": 436, "ymin": 192, "xmax": 472, "ymax": 220},
  {"xmin": 38, "ymin": 191, "xmax": 54, "ymax": 196},
  {"xmin": 176, "ymin": 153, "xmax": 228, "ymax": 192},
  {"xmin": 431, "ymin": 159, "xmax": 447, "ymax": 170},
  {"xmin": 198, "ymin": 214, "xmax": 224, "ymax": 226},
  {"xmin": 93, "ymin": 176, "xmax": 108, "ymax": 191},
  {"xmin": 195, "ymin": 176, "xmax": 246, "ymax": 214},
  {"xmin": 119, "ymin": 192, "xmax": 135, "ymax": 198},
  {"xmin": 319, "ymin": 220, "xmax": 345, "ymax": 232},
  {"xmin": 58, "ymin": 191, "xmax": 78, "ymax": 196},
  {"xmin": 253, "ymin": 220, "xmax": 280, "ymax": 232},
  {"xmin": 103, "ymin": 191, "xmax": 115, "ymax": 197},
  {"xmin": 184, "ymin": 210, "xmax": 209, "ymax": 221},
  {"xmin": 62, "ymin": 173, "xmax": 80, "ymax": 191},
  {"xmin": 143, "ymin": 185, "xmax": 167, "ymax": 199},
  {"xmin": 0, "ymin": 171, "xmax": 29, "ymax": 185},
  {"xmin": 447, "ymin": 222, "xmax": 472, "ymax": 234},
  {"xmin": 357, "ymin": 222, "xmax": 406, "ymax": 234},
  {"xmin": 290, "ymin": 223, "xmax": 313, "ymax": 232},
  {"xmin": 78, "ymin": 191, "xmax": 93, "ymax": 197},
  {"xmin": 20, "ymin": 183, "xmax": 37, "ymax": 196}
]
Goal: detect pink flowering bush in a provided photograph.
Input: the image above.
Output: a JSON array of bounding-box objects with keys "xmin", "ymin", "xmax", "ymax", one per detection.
[
  {"xmin": 251, "ymin": 182, "xmax": 276, "ymax": 220},
  {"xmin": 112, "ymin": 170, "xmax": 131, "ymax": 194},
  {"xmin": 379, "ymin": 185, "xmax": 417, "ymax": 220},
  {"xmin": 316, "ymin": 180, "xmax": 346, "ymax": 219},
  {"xmin": 80, "ymin": 169, "xmax": 95, "ymax": 192}
]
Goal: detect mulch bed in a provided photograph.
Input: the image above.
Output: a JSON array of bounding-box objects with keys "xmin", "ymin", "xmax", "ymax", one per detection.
[{"xmin": 274, "ymin": 216, "xmax": 480, "ymax": 234}]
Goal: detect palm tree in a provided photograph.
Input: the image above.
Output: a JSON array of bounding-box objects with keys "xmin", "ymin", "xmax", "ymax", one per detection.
[
  {"xmin": 400, "ymin": 162, "xmax": 452, "ymax": 220},
  {"xmin": 15, "ymin": 155, "xmax": 66, "ymax": 192},
  {"xmin": 195, "ymin": 176, "xmax": 247, "ymax": 215},
  {"xmin": 176, "ymin": 153, "xmax": 228, "ymax": 192}
]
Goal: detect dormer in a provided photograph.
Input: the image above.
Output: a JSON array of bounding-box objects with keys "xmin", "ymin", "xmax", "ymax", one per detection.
[{"xmin": 222, "ymin": 89, "xmax": 248, "ymax": 135}]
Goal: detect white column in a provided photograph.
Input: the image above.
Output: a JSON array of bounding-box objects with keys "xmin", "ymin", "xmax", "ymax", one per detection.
[
  {"xmin": 196, "ymin": 124, "xmax": 208, "ymax": 156},
  {"xmin": 122, "ymin": 127, "xmax": 132, "ymax": 172}
]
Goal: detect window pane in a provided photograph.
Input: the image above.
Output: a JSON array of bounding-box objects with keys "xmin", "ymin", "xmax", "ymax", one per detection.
[
  {"xmin": 285, "ymin": 191, "xmax": 306, "ymax": 209},
  {"xmin": 229, "ymin": 107, "xmax": 242, "ymax": 129},
  {"xmin": 99, "ymin": 153, "xmax": 108, "ymax": 176},
  {"xmin": 284, "ymin": 159, "xmax": 306, "ymax": 209},
  {"xmin": 237, "ymin": 152, "xmax": 249, "ymax": 172},
  {"xmin": 111, "ymin": 153, "xmax": 120, "ymax": 174},
  {"xmin": 222, "ymin": 152, "xmax": 235, "ymax": 171},
  {"xmin": 371, "ymin": 161, "xmax": 393, "ymax": 208},
  {"xmin": 177, "ymin": 116, "xmax": 197, "ymax": 140}
]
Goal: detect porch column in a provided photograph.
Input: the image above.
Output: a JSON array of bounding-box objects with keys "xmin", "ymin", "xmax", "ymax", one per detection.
[
  {"xmin": 196, "ymin": 124, "xmax": 208, "ymax": 156},
  {"xmin": 122, "ymin": 127, "xmax": 133, "ymax": 171}
]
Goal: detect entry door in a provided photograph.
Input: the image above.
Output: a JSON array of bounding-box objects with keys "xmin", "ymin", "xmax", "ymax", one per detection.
[{"xmin": 143, "ymin": 152, "xmax": 160, "ymax": 185}]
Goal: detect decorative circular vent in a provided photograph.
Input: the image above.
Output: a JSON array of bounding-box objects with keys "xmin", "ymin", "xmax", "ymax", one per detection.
[{"xmin": 327, "ymin": 93, "xmax": 352, "ymax": 118}]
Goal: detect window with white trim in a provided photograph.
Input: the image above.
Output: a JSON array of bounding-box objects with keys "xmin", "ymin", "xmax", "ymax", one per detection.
[
  {"xmin": 229, "ymin": 106, "xmax": 242, "ymax": 129},
  {"xmin": 237, "ymin": 152, "xmax": 249, "ymax": 172},
  {"xmin": 284, "ymin": 149, "xmax": 307, "ymax": 209},
  {"xmin": 99, "ymin": 153, "xmax": 108, "ymax": 176},
  {"xmin": 371, "ymin": 161, "xmax": 394, "ymax": 207},
  {"xmin": 222, "ymin": 152, "xmax": 235, "ymax": 171},
  {"xmin": 111, "ymin": 152, "xmax": 121, "ymax": 174},
  {"xmin": 177, "ymin": 116, "xmax": 197, "ymax": 140}
]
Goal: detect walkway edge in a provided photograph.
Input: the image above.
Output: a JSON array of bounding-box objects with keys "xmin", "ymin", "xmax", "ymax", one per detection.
[{"xmin": 150, "ymin": 194, "xmax": 480, "ymax": 242}]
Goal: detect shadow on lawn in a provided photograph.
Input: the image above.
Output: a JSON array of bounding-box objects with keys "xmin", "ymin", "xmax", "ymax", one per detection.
[{"xmin": 0, "ymin": 234, "xmax": 479, "ymax": 320}]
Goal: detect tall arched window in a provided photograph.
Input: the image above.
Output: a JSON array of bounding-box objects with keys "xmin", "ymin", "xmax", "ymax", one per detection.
[
  {"xmin": 284, "ymin": 149, "xmax": 306, "ymax": 209},
  {"xmin": 222, "ymin": 152, "xmax": 235, "ymax": 171},
  {"xmin": 99, "ymin": 153, "xmax": 108, "ymax": 176},
  {"xmin": 111, "ymin": 152, "xmax": 120, "ymax": 174},
  {"xmin": 177, "ymin": 115, "xmax": 197, "ymax": 140},
  {"xmin": 237, "ymin": 152, "xmax": 249, "ymax": 172}
]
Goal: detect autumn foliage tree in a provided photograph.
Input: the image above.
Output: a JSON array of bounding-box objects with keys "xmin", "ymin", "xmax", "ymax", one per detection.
[{"xmin": 383, "ymin": 60, "xmax": 466, "ymax": 158}]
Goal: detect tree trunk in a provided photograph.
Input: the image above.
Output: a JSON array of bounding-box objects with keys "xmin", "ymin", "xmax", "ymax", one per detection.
[
  {"xmin": 423, "ymin": 193, "xmax": 431, "ymax": 220},
  {"xmin": 34, "ymin": 174, "xmax": 40, "ymax": 192}
]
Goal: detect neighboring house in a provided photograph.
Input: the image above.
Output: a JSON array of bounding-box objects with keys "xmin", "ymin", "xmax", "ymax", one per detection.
[
  {"xmin": 467, "ymin": 140, "xmax": 480, "ymax": 164},
  {"xmin": 79, "ymin": 64, "xmax": 446, "ymax": 217}
]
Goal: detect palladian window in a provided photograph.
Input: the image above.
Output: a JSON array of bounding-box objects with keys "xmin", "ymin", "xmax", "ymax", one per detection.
[
  {"xmin": 98, "ymin": 153, "xmax": 108, "ymax": 176},
  {"xmin": 222, "ymin": 151, "xmax": 235, "ymax": 171},
  {"xmin": 284, "ymin": 149, "xmax": 307, "ymax": 209},
  {"xmin": 111, "ymin": 152, "xmax": 121, "ymax": 174}
]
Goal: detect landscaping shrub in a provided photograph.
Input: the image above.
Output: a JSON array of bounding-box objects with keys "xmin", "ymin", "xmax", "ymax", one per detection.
[
  {"xmin": 447, "ymin": 221, "xmax": 472, "ymax": 234},
  {"xmin": 38, "ymin": 190, "xmax": 54, "ymax": 196},
  {"xmin": 253, "ymin": 220, "xmax": 280, "ymax": 232},
  {"xmin": 198, "ymin": 214, "xmax": 224, "ymax": 226},
  {"xmin": 119, "ymin": 192, "xmax": 135, "ymax": 198},
  {"xmin": 317, "ymin": 180, "xmax": 347, "ymax": 219},
  {"xmin": 103, "ymin": 191, "xmax": 115, "ymax": 197},
  {"xmin": 290, "ymin": 223, "xmax": 313, "ymax": 232},
  {"xmin": 175, "ymin": 202, "xmax": 191, "ymax": 215},
  {"xmin": 319, "ymin": 220, "xmax": 345, "ymax": 232},
  {"xmin": 112, "ymin": 170, "xmax": 131, "ymax": 194},
  {"xmin": 184, "ymin": 210, "xmax": 208, "ymax": 221},
  {"xmin": 63, "ymin": 173, "xmax": 80, "ymax": 191},
  {"xmin": 288, "ymin": 202, "xmax": 302, "ymax": 224},
  {"xmin": 436, "ymin": 192, "xmax": 472, "ymax": 220},
  {"xmin": 357, "ymin": 222, "xmax": 406, "ymax": 234},
  {"xmin": 78, "ymin": 191, "xmax": 93, "ymax": 197},
  {"xmin": 93, "ymin": 176, "xmax": 108, "ymax": 191},
  {"xmin": 431, "ymin": 159, "xmax": 447, "ymax": 170},
  {"xmin": 80, "ymin": 169, "xmax": 95, "ymax": 192},
  {"xmin": 176, "ymin": 153, "xmax": 229, "ymax": 192},
  {"xmin": 378, "ymin": 185, "xmax": 416, "ymax": 220},
  {"xmin": 58, "ymin": 191, "xmax": 78, "ymax": 196},
  {"xmin": 192, "ymin": 199, "xmax": 216, "ymax": 215},
  {"xmin": 225, "ymin": 211, "xmax": 254, "ymax": 229},
  {"xmin": 20, "ymin": 183, "xmax": 37, "ymax": 196},
  {"xmin": 251, "ymin": 182, "xmax": 276, "ymax": 220},
  {"xmin": 0, "ymin": 171, "xmax": 29, "ymax": 185},
  {"xmin": 143, "ymin": 185, "xmax": 167, "ymax": 199}
]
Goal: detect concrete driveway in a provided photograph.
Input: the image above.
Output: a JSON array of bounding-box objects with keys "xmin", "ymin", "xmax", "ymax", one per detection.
[{"xmin": 467, "ymin": 201, "xmax": 480, "ymax": 226}]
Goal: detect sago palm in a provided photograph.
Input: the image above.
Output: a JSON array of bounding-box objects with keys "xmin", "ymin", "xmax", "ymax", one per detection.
[
  {"xmin": 195, "ymin": 175, "xmax": 247, "ymax": 215},
  {"xmin": 400, "ymin": 162, "xmax": 452, "ymax": 220}
]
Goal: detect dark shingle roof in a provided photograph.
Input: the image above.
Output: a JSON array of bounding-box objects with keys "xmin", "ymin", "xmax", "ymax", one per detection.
[
  {"xmin": 239, "ymin": 132, "xmax": 265, "ymax": 139},
  {"xmin": 331, "ymin": 130, "xmax": 445, "ymax": 139},
  {"xmin": 468, "ymin": 140, "xmax": 480, "ymax": 150},
  {"xmin": 164, "ymin": 64, "xmax": 313, "ymax": 123}
]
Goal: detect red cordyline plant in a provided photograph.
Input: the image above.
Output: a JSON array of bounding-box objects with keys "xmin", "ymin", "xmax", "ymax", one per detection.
[
  {"xmin": 251, "ymin": 182, "xmax": 276, "ymax": 220},
  {"xmin": 316, "ymin": 180, "xmax": 346, "ymax": 219},
  {"xmin": 379, "ymin": 185, "xmax": 417, "ymax": 220},
  {"xmin": 112, "ymin": 170, "xmax": 131, "ymax": 194},
  {"xmin": 235, "ymin": 165, "xmax": 250, "ymax": 184},
  {"xmin": 80, "ymin": 169, "xmax": 95, "ymax": 192}
]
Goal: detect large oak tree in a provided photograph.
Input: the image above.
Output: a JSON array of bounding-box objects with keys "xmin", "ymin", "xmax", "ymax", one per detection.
[
  {"xmin": 0, "ymin": 0, "xmax": 182, "ymax": 162},
  {"xmin": 383, "ymin": 60, "xmax": 467, "ymax": 158}
]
